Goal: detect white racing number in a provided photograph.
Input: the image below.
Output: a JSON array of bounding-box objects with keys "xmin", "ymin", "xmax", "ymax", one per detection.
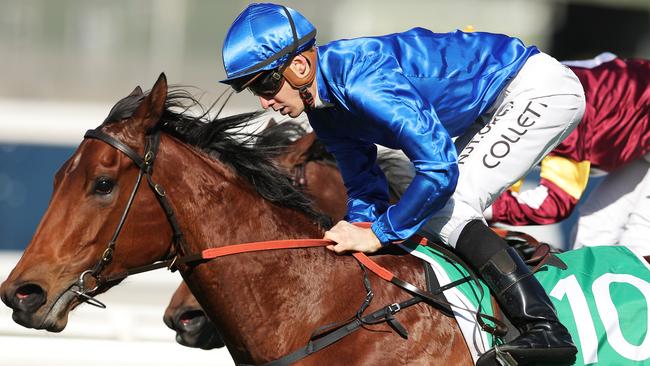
[{"xmin": 550, "ymin": 274, "xmax": 650, "ymax": 364}]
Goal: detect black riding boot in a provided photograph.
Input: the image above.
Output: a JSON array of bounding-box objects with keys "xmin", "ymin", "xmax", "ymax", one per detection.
[{"xmin": 455, "ymin": 221, "xmax": 577, "ymax": 366}]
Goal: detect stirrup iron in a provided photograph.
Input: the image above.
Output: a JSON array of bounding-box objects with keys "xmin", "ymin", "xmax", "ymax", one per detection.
[{"xmin": 495, "ymin": 345, "xmax": 518, "ymax": 366}]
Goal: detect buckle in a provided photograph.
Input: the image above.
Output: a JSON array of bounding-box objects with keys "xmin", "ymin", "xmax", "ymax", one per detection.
[
  {"xmin": 167, "ymin": 256, "xmax": 179, "ymax": 272},
  {"xmin": 388, "ymin": 303, "xmax": 401, "ymax": 314},
  {"xmin": 144, "ymin": 151, "xmax": 154, "ymax": 164},
  {"xmin": 154, "ymin": 184, "xmax": 166, "ymax": 197}
]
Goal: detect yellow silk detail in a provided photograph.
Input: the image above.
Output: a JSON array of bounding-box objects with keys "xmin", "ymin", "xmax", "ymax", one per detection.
[
  {"xmin": 510, "ymin": 179, "xmax": 524, "ymax": 193},
  {"xmin": 540, "ymin": 155, "xmax": 591, "ymax": 200}
]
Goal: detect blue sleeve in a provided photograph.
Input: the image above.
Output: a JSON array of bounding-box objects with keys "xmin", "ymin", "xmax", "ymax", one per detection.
[
  {"xmin": 345, "ymin": 54, "xmax": 459, "ymax": 244},
  {"xmin": 321, "ymin": 137, "xmax": 390, "ymax": 223}
]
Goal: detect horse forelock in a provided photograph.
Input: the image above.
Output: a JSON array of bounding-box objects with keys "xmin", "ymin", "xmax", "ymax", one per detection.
[{"xmin": 101, "ymin": 86, "xmax": 331, "ymax": 229}]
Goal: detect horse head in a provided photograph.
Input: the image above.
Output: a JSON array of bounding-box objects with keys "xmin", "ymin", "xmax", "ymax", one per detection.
[
  {"xmin": 257, "ymin": 121, "xmax": 347, "ymax": 221},
  {"xmin": 0, "ymin": 75, "xmax": 174, "ymax": 331}
]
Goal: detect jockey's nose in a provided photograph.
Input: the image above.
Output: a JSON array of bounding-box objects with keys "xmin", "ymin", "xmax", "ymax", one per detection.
[{"xmin": 259, "ymin": 96, "xmax": 274, "ymax": 109}]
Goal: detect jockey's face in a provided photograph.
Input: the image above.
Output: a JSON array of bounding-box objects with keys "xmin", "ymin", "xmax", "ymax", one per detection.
[
  {"xmin": 258, "ymin": 54, "xmax": 312, "ymax": 118},
  {"xmin": 258, "ymin": 77, "xmax": 304, "ymax": 118}
]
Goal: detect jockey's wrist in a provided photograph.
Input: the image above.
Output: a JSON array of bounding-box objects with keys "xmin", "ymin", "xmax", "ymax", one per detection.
[{"xmin": 371, "ymin": 221, "xmax": 391, "ymax": 246}]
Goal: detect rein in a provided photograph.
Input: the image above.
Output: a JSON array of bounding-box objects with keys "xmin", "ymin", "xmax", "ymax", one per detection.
[{"xmin": 78, "ymin": 126, "xmax": 508, "ymax": 365}]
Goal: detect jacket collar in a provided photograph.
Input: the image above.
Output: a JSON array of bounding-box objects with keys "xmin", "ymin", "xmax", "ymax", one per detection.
[{"xmin": 314, "ymin": 49, "xmax": 334, "ymax": 109}]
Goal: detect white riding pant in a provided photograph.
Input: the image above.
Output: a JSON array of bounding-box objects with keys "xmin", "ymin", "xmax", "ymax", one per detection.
[
  {"xmin": 376, "ymin": 146, "xmax": 413, "ymax": 199},
  {"xmin": 574, "ymin": 156, "xmax": 650, "ymax": 256},
  {"xmin": 419, "ymin": 53, "xmax": 586, "ymax": 247}
]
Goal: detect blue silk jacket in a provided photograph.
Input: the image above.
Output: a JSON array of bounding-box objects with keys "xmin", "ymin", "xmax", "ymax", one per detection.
[{"xmin": 306, "ymin": 28, "xmax": 539, "ymax": 243}]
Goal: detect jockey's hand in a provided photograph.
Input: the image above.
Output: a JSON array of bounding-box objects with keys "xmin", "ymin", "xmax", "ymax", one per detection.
[{"xmin": 324, "ymin": 221, "xmax": 382, "ymax": 254}]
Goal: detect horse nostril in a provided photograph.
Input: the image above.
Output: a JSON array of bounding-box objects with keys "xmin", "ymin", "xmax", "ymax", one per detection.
[
  {"xmin": 176, "ymin": 310, "xmax": 206, "ymax": 332},
  {"xmin": 13, "ymin": 284, "xmax": 47, "ymax": 313},
  {"xmin": 163, "ymin": 314, "xmax": 175, "ymax": 330}
]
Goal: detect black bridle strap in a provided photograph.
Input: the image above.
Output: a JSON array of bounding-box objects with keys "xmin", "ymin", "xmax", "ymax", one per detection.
[
  {"xmin": 85, "ymin": 129, "xmax": 145, "ymax": 169},
  {"xmin": 252, "ymin": 297, "xmax": 423, "ymax": 366},
  {"xmin": 100, "ymin": 259, "xmax": 177, "ymax": 284},
  {"xmin": 84, "ymin": 129, "xmax": 148, "ymax": 278},
  {"xmin": 89, "ymin": 168, "xmax": 144, "ymax": 276},
  {"xmin": 144, "ymin": 172, "xmax": 186, "ymax": 247},
  {"xmin": 82, "ymin": 128, "xmax": 186, "ymax": 288}
]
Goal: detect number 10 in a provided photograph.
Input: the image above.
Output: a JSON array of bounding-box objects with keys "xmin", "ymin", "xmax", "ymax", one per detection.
[{"xmin": 550, "ymin": 274, "xmax": 650, "ymax": 364}]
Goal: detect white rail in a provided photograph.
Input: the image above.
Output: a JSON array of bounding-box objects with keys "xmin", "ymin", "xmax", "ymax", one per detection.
[{"xmin": 0, "ymin": 252, "xmax": 235, "ymax": 366}]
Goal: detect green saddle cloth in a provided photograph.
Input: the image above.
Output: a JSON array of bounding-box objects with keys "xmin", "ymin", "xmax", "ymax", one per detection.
[{"xmin": 398, "ymin": 242, "xmax": 650, "ymax": 366}]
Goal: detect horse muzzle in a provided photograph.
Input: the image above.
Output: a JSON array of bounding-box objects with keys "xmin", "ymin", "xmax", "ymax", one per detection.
[
  {"xmin": 1, "ymin": 282, "xmax": 47, "ymax": 314},
  {"xmin": 168, "ymin": 308, "xmax": 225, "ymax": 350},
  {"xmin": 1, "ymin": 279, "xmax": 79, "ymax": 332}
]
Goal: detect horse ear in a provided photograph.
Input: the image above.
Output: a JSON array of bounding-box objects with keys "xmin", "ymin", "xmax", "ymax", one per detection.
[
  {"xmin": 129, "ymin": 86, "xmax": 144, "ymax": 97},
  {"xmin": 284, "ymin": 132, "xmax": 317, "ymax": 165},
  {"xmin": 132, "ymin": 73, "xmax": 168, "ymax": 132},
  {"xmin": 266, "ymin": 118, "xmax": 278, "ymax": 130}
]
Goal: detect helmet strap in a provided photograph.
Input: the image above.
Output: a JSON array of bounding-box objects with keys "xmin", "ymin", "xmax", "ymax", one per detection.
[
  {"xmin": 282, "ymin": 48, "xmax": 317, "ymax": 110},
  {"xmin": 298, "ymin": 86, "xmax": 315, "ymax": 110}
]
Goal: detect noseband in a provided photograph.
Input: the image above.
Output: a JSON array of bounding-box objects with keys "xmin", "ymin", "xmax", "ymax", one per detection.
[{"xmin": 72, "ymin": 128, "xmax": 186, "ymax": 308}]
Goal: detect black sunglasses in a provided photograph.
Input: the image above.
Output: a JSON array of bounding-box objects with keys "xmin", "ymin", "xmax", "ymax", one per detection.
[
  {"xmin": 230, "ymin": 67, "xmax": 287, "ymax": 96},
  {"xmin": 248, "ymin": 69, "xmax": 286, "ymax": 96}
]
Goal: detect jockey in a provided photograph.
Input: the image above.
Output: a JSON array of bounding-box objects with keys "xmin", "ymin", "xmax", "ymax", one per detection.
[
  {"xmin": 487, "ymin": 53, "xmax": 650, "ymax": 255},
  {"xmin": 220, "ymin": 3, "xmax": 585, "ymax": 364}
]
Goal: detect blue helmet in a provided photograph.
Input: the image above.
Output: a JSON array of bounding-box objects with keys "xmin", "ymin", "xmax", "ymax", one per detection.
[{"xmin": 220, "ymin": 3, "xmax": 317, "ymax": 85}]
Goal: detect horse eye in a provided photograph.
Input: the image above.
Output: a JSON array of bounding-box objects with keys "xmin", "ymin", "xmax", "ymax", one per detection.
[{"xmin": 93, "ymin": 177, "xmax": 114, "ymax": 195}]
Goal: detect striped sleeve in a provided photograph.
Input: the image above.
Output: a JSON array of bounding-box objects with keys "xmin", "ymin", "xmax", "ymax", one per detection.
[{"xmin": 490, "ymin": 156, "xmax": 590, "ymax": 225}]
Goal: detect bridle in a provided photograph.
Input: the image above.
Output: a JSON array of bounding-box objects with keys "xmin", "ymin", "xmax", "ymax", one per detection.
[
  {"xmin": 71, "ymin": 126, "xmax": 348, "ymax": 308},
  {"xmin": 71, "ymin": 127, "xmax": 186, "ymax": 308}
]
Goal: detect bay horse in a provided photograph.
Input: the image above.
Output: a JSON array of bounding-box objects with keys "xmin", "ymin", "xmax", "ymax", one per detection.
[
  {"xmin": 164, "ymin": 121, "xmax": 347, "ymax": 350},
  {"xmin": 0, "ymin": 74, "xmax": 472, "ymax": 365}
]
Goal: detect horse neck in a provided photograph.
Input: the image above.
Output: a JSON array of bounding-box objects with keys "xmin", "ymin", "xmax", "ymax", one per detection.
[
  {"xmin": 155, "ymin": 135, "xmax": 357, "ymax": 362},
  {"xmin": 156, "ymin": 134, "xmax": 324, "ymax": 247}
]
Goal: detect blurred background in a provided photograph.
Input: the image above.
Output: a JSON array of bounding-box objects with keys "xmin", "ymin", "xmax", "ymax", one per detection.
[{"xmin": 0, "ymin": 0, "xmax": 648, "ymax": 365}]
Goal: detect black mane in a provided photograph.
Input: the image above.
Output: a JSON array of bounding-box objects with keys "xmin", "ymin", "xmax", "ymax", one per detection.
[
  {"xmin": 104, "ymin": 88, "xmax": 331, "ymax": 229},
  {"xmin": 257, "ymin": 120, "xmax": 308, "ymax": 148}
]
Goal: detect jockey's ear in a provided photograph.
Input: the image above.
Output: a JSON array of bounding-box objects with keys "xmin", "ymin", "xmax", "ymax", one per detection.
[
  {"xmin": 132, "ymin": 73, "xmax": 168, "ymax": 133},
  {"xmin": 287, "ymin": 54, "xmax": 310, "ymax": 79}
]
